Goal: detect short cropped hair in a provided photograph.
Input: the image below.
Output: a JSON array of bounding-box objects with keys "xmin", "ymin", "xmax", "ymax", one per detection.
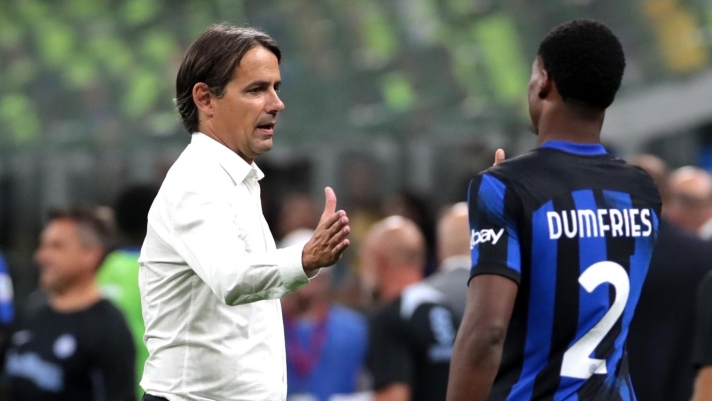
[
  {"xmin": 538, "ymin": 20, "xmax": 625, "ymax": 110},
  {"xmin": 48, "ymin": 206, "xmax": 116, "ymax": 261},
  {"xmin": 175, "ymin": 24, "xmax": 282, "ymax": 134}
]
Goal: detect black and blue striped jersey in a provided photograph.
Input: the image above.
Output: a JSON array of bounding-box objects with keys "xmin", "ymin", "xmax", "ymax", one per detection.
[{"xmin": 467, "ymin": 141, "xmax": 662, "ymax": 401}]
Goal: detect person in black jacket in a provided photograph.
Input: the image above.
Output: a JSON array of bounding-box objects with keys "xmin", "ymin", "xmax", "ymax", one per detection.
[{"xmin": 627, "ymin": 155, "xmax": 712, "ymax": 401}]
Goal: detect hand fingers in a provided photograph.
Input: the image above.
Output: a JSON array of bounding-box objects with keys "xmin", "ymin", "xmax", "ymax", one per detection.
[
  {"xmin": 321, "ymin": 187, "xmax": 337, "ymax": 218},
  {"xmin": 329, "ymin": 224, "xmax": 351, "ymax": 247},
  {"xmin": 326, "ymin": 215, "xmax": 349, "ymax": 237},
  {"xmin": 330, "ymin": 239, "xmax": 350, "ymax": 258},
  {"xmin": 494, "ymin": 148, "xmax": 505, "ymax": 166},
  {"xmin": 321, "ymin": 210, "xmax": 346, "ymax": 230}
]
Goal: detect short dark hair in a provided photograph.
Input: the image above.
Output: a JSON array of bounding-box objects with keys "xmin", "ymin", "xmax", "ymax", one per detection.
[
  {"xmin": 114, "ymin": 184, "xmax": 159, "ymax": 246},
  {"xmin": 175, "ymin": 24, "xmax": 282, "ymax": 133},
  {"xmin": 538, "ymin": 20, "xmax": 625, "ymax": 110},
  {"xmin": 48, "ymin": 206, "xmax": 116, "ymax": 261}
]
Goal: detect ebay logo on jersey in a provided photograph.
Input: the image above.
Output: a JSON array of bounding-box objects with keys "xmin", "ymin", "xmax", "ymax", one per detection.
[{"xmin": 470, "ymin": 228, "xmax": 504, "ymax": 248}]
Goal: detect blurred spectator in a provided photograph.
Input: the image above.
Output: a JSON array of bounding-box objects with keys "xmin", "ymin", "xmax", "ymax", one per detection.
[
  {"xmin": 629, "ymin": 154, "xmax": 671, "ymax": 216},
  {"xmin": 627, "ymin": 156, "xmax": 712, "ymax": 401},
  {"xmin": 691, "ymin": 271, "xmax": 712, "ymax": 401},
  {"xmin": 426, "ymin": 202, "xmax": 470, "ymax": 322},
  {"xmin": 382, "ymin": 191, "xmax": 437, "ymax": 275},
  {"xmin": 97, "ymin": 184, "xmax": 158, "ymax": 400},
  {"xmin": 1, "ymin": 207, "xmax": 134, "ymax": 401},
  {"xmin": 278, "ymin": 193, "xmax": 320, "ymax": 240},
  {"xmin": 667, "ymin": 166, "xmax": 712, "ymax": 239},
  {"xmin": 280, "ymin": 230, "xmax": 369, "ymax": 401},
  {"xmin": 362, "ymin": 216, "xmax": 457, "ymax": 401}
]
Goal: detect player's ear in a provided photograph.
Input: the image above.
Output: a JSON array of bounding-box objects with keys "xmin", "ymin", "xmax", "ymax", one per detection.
[
  {"xmin": 193, "ymin": 82, "xmax": 214, "ymax": 118},
  {"xmin": 537, "ymin": 69, "xmax": 552, "ymax": 100}
]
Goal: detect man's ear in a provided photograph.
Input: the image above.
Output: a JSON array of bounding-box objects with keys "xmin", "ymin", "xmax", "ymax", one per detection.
[
  {"xmin": 538, "ymin": 69, "xmax": 552, "ymax": 100},
  {"xmin": 193, "ymin": 83, "xmax": 213, "ymax": 118}
]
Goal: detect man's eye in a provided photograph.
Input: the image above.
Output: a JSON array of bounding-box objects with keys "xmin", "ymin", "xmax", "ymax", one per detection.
[{"xmin": 248, "ymin": 87, "xmax": 261, "ymax": 93}]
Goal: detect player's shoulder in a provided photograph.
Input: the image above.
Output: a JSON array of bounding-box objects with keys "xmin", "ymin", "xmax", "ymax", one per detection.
[{"xmin": 471, "ymin": 149, "xmax": 555, "ymax": 195}]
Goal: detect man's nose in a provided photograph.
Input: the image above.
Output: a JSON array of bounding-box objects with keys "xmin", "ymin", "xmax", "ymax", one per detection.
[{"xmin": 266, "ymin": 91, "xmax": 285, "ymax": 114}]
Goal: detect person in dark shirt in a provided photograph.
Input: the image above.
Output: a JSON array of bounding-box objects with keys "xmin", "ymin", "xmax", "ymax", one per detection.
[
  {"xmin": 691, "ymin": 271, "xmax": 712, "ymax": 401},
  {"xmin": 627, "ymin": 155, "xmax": 712, "ymax": 401},
  {"xmin": 362, "ymin": 216, "xmax": 458, "ymax": 401},
  {"xmin": 448, "ymin": 20, "xmax": 661, "ymax": 401},
  {"xmin": 1, "ymin": 207, "xmax": 135, "ymax": 401}
]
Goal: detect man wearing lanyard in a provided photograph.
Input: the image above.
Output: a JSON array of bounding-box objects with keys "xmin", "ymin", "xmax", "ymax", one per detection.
[{"xmin": 139, "ymin": 24, "xmax": 351, "ymax": 401}]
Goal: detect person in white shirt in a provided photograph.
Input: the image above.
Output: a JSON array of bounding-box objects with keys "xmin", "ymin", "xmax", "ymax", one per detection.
[
  {"xmin": 667, "ymin": 166, "xmax": 712, "ymax": 240},
  {"xmin": 139, "ymin": 24, "xmax": 351, "ymax": 401}
]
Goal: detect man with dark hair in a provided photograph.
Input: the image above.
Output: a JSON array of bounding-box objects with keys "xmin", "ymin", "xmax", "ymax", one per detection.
[
  {"xmin": 140, "ymin": 24, "xmax": 350, "ymax": 401},
  {"xmin": 97, "ymin": 184, "xmax": 158, "ymax": 401},
  {"xmin": 447, "ymin": 20, "xmax": 661, "ymax": 400},
  {"xmin": 1, "ymin": 207, "xmax": 135, "ymax": 401}
]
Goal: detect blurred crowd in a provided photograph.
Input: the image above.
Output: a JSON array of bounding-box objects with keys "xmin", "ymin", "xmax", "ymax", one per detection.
[{"xmin": 0, "ymin": 150, "xmax": 711, "ymax": 401}]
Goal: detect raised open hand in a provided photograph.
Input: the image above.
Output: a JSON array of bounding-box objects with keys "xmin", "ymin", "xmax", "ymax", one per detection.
[{"xmin": 301, "ymin": 187, "xmax": 351, "ymax": 272}]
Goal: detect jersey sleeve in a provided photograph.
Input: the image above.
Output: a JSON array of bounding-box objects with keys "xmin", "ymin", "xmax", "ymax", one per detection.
[
  {"xmin": 467, "ymin": 173, "xmax": 522, "ymax": 285},
  {"xmin": 367, "ymin": 310, "xmax": 413, "ymax": 391},
  {"xmin": 96, "ymin": 306, "xmax": 136, "ymax": 401},
  {"xmin": 693, "ymin": 272, "xmax": 712, "ymax": 368}
]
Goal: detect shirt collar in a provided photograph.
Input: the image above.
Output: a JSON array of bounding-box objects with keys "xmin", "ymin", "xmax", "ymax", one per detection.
[
  {"xmin": 191, "ymin": 132, "xmax": 265, "ymax": 184},
  {"xmin": 540, "ymin": 140, "xmax": 608, "ymax": 156},
  {"xmin": 439, "ymin": 255, "xmax": 471, "ymax": 273}
]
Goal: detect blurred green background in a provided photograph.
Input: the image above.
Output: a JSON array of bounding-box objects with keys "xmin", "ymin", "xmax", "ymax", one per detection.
[{"xmin": 1, "ymin": 0, "xmax": 712, "ymax": 300}]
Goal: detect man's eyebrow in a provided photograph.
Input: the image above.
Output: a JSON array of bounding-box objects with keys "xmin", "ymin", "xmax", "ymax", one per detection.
[{"xmin": 244, "ymin": 80, "xmax": 281, "ymax": 88}]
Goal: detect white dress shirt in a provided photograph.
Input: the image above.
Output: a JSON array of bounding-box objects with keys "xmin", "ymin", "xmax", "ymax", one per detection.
[{"xmin": 139, "ymin": 133, "xmax": 311, "ymax": 401}]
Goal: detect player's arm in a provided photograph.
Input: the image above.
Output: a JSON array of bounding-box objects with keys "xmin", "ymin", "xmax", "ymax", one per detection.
[
  {"xmin": 691, "ymin": 273, "xmax": 712, "ymax": 401},
  {"xmin": 692, "ymin": 367, "xmax": 712, "ymax": 401},
  {"xmin": 447, "ymin": 173, "xmax": 521, "ymax": 401},
  {"xmin": 169, "ymin": 179, "xmax": 348, "ymax": 305},
  {"xmin": 448, "ymin": 275, "xmax": 517, "ymax": 401}
]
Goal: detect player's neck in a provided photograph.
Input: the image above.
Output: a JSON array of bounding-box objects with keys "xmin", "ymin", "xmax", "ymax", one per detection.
[
  {"xmin": 50, "ymin": 278, "xmax": 101, "ymax": 313},
  {"xmin": 536, "ymin": 105, "xmax": 604, "ymax": 146},
  {"xmin": 382, "ymin": 268, "xmax": 423, "ymax": 302}
]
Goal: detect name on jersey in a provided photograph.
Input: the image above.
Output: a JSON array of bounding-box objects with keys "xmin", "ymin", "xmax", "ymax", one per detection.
[
  {"xmin": 547, "ymin": 208, "xmax": 653, "ymax": 240},
  {"xmin": 470, "ymin": 228, "xmax": 504, "ymax": 248}
]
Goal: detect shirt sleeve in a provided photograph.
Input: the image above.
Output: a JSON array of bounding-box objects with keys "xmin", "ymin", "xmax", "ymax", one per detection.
[
  {"xmin": 467, "ymin": 173, "xmax": 522, "ymax": 285},
  {"xmin": 169, "ymin": 178, "xmax": 310, "ymax": 306},
  {"xmin": 96, "ymin": 306, "xmax": 136, "ymax": 401},
  {"xmin": 367, "ymin": 310, "xmax": 413, "ymax": 391},
  {"xmin": 693, "ymin": 272, "xmax": 712, "ymax": 368}
]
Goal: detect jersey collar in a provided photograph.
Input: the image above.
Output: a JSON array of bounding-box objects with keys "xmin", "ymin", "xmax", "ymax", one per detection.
[{"xmin": 540, "ymin": 140, "xmax": 607, "ymax": 156}]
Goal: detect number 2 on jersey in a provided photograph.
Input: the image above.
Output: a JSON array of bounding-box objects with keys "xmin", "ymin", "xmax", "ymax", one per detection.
[{"xmin": 560, "ymin": 261, "xmax": 630, "ymax": 379}]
